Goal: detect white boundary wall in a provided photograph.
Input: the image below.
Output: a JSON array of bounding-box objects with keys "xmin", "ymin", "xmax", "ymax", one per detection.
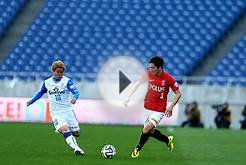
[{"xmin": 0, "ymin": 80, "xmax": 245, "ymax": 129}]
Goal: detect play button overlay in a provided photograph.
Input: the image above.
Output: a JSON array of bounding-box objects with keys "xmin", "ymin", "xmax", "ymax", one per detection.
[
  {"xmin": 97, "ymin": 56, "xmax": 147, "ymax": 108},
  {"xmin": 119, "ymin": 70, "xmax": 131, "ymax": 94}
]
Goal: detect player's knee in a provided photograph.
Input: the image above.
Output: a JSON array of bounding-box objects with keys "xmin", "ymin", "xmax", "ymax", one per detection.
[
  {"xmin": 58, "ymin": 125, "xmax": 70, "ymax": 134},
  {"xmin": 143, "ymin": 125, "xmax": 153, "ymax": 134},
  {"xmin": 143, "ymin": 123, "xmax": 154, "ymax": 134},
  {"xmin": 72, "ymin": 131, "xmax": 80, "ymax": 137},
  {"xmin": 143, "ymin": 129, "xmax": 150, "ymax": 134}
]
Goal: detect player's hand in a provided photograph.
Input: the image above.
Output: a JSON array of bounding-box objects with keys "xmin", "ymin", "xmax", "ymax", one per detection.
[
  {"xmin": 123, "ymin": 97, "xmax": 130, "ymax": 107},
  {"xmin": 70, "ymin": 98, "xmax": 77, "ymax": 104},
  {"xmin": 165, "ymin": 106, "xmax": 173, "ymax": 117},
  {"xmin": 26, "ymin": 101, "xmax": 31, "ymax": 107}
]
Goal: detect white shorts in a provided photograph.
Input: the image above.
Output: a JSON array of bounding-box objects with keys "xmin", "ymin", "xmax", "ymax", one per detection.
[
  {"xmin": 144, "ymin": 109, "xmax": 164, "ymax": 127},
  {"xmin": 51, "ymin": 110, "xmax": 80, "ymax": 132}
]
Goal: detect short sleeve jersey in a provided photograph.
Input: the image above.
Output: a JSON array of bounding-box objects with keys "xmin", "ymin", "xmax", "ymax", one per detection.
[{"xmin": 138, "ymin": 70, "xmax": 179, "ymax": 112}]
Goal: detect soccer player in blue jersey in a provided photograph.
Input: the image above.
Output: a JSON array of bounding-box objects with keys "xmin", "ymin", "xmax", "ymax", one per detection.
[{"xmin": 26, "ymin": 60, "xmax": 84, "ymax": 156}]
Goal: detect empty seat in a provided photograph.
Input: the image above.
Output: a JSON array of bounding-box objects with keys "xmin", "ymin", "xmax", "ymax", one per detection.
[
  {"xmin": 1, "ymin": 0, "xmax": 246, "ymax": 82},
  {"xmin": 208, "ymin": 35, "xmax": 246, "ymax": 85},
  {"xmin": 0, "ymin": 0, "xmax": 27, "ymax": 36}
]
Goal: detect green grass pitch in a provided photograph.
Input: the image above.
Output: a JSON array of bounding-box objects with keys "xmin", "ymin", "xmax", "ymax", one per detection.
[{"xmin": 0, "ymin": 123, "xmax": 245, "ymax": 165}]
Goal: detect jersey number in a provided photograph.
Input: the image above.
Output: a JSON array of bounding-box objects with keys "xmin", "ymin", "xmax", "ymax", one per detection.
[
  {"xmin": 160, "ymin": 93, "xmax": 164, "ymax": 99},
  {"xmin": 55, "ymin": 94, "xmax": 61, "ymax": 101}
]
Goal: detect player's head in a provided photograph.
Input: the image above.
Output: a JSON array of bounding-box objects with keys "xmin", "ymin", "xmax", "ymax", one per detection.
[
  {"xmin": 148, "ymin": 56, "xmax": 164, "ymax": 75},
  {"xmin": 51, "ymin": 60, "xmax": 66, "ymax": 80}
]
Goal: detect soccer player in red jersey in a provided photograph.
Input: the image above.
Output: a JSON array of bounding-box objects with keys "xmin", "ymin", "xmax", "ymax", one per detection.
[{"xmin": 123, "ymin": 56, "xmax": 181, "ymax": 158}]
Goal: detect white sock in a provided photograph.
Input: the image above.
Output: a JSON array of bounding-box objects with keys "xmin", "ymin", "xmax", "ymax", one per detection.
[{"xmin": 64, "ymin": 131, "xmax": 80, "ymax": 150}]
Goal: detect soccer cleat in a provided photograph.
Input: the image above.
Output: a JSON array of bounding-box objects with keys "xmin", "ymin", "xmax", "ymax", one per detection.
[
  {"xmin": 74, "ymin": 148, "xmax": 85, "ymax": 156},
  {"xmin": 167, "ymin": 136, "xmax": 174, "ymax": 152},
  {"xmin": 131, "ymin": 148, "xmax": 140, "ymax": 158}
]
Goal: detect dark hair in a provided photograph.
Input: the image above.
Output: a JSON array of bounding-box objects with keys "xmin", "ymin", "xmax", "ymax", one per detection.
[{"xmin": 149, "ymin": 56, "xmax": 164, "ymax": 69}]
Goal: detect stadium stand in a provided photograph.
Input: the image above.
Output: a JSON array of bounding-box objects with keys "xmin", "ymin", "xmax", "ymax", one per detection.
[
  {"xmin": 0, "ymin": 0, "xmax": 27, "ymax": 37},
  {"xmin": 207, "ymin": 35, "xmax": 246, "ymax": 86},
  {"xmin": 0, "ymin": 0, "xmax": 246, "ymax": 81}
]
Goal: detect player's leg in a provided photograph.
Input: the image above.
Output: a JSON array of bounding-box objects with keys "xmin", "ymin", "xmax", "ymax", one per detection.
[
  {"xmin": 148, "ymin": 118, "xmax": 169, "ymax": 144},
  {"xmin": 52, "ymin": 115, "xmax": 83, "ymax": 156},
  {"xmin": 150, "ymin": 128, "xmax": 174, "ymax": 151},
  {"xmin": 59, "ymin": 125, "xmax": 84, "ymax": 155},
  {"xmin": 131, "ymin": 110, "xmax": 155, "ymax": 158},
  {"xmin": 148, "ymin": 112, "xmax": 174, "ymax": 152},
  {"xmin": 58, "ymin": 125, "xmax": 80, "ymax": 150},
  {"xmin": 72, "ymin": 131, "xmax": 80, "ymax": 137},
  {"xmin": 67, "ymin": 111, "xmax": 85, "ymax": 155},
  {"xmin": 131, "ymin": 122, "xmax": 155, "ymax": 158}
]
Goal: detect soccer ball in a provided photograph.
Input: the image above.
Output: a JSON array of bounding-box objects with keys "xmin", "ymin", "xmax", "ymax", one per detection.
[{"xmin": 101, "ymin": 144, "xmax": 116, "ymax": 159}]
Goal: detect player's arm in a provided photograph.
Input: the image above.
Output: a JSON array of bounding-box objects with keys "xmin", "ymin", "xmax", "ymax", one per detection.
[
  {"xmin": 165, "ymin": 87, "xmax": 181, "ymax": 117},
  {"xmin": 26, "ymin": 82, "xmax": 47, "ymax": 106},
  {"xmin": 67, "ymin": 79, "xmax": 80, "ymax": 104},
  {"xmin": 123, "ymin": 72, "xmax": 148, "ymax": 106},
  {"xmin": 123, "ymin": 80, "xmax": 142, "ymax": 106}
]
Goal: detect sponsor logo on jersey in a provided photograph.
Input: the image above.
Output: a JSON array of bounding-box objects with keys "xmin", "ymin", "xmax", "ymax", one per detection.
[
  {"xmin": 48, "ymin": 87, "xmax": 66, "ymax": 95},
  {"xmin": 149, "ymin": 84, "xmax": 164, "ymax": 92}
]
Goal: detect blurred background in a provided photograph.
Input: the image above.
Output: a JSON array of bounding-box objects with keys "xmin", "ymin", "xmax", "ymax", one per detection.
[{"xmin": 0, "ymin": 0, "xmax": 245, "ymax": 129}]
